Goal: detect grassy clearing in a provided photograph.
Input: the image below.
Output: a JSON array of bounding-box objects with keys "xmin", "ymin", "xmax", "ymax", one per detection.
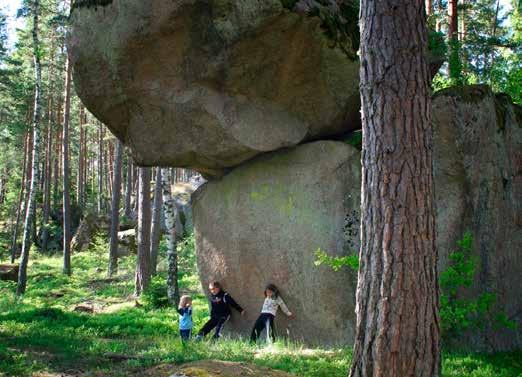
[{"xmin": 0, "ymin": 236, "xmax": 520, "ymax": 376}]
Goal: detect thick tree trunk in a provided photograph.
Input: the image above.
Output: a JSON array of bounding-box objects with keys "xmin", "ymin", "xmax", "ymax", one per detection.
[
  {"xmin": 108, "ymin": 140, "xmax": 123, "ymax": 276},
  {"xmin": 62, "ymin": 55, "xmax": 73, "ymax": 276},
  {"xmin": 10, "ymin": 132, "xmax": 29, "ymax": 263},
  {"xmin": 124, "ymin": 154, "xmax": 132, "ymax": 218},
  {"xmin": 161, "ymin": 168, "xmax": 179, "ymax": 306},
  {"xmin": 135, "ymin": 167, "xmax": 152, "ymax": 296},
  {"xmin": 349, "ymin": 0, "xmax": 440, "ymax": 376},
  {"xmin": 150, "ymin": 168, "xmax": 163, "ymax": 275},
  {"xmin": 17, "ymin": 0, "xmax": 42, "ymax": 296}
]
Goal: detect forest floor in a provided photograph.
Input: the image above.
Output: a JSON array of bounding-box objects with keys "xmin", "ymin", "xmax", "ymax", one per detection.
[{"xmin": 0, "ymin": 234, "xmax": 521, "ymax": 377}]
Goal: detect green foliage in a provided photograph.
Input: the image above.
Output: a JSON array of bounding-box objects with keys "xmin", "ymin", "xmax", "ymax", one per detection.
[
  {"xmin": 343, "ymin": 131, "xmax": 362, "ymax": 150},
  {"xmin": 177, "ymin": 232, "xmax": 197, "ymax": 278},
  {"xmin": 142, "ymin": 275, "xmax": 169, "ymax": 309},
  {"xmin": 439, "ymin": 232, "xmax": 516, "ymax": 343},
  {"xmin": 314, "ymin": 247, "xmax": 359, "ymax": 272},
  {"xmin": 429, "ymin": 30, "xmax": 448, "ymax": 61}
]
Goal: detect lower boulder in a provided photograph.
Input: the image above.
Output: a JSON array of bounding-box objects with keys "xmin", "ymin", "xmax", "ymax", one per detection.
[{"xmin": 193, "ymin": 141, "xmax": 361, "ymax": 346}]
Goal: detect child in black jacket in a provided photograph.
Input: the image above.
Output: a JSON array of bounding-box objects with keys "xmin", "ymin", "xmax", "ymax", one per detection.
[{"xmin": 195, "ymin": 281, "xmax": 245, "ymax": 340}]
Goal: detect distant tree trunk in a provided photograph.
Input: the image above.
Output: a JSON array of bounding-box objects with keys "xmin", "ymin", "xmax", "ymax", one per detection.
[
  {"xmin": 108, "ymin": 140, "xmax": 123, "ymax": 276},
  {"xmin": 124, "ymin": 154, "xmax": 133, "ymax": 218},
  {"xmin": 426, "ymin": 0, "xmax": 432, "ymax": 16},
  {"xmin": 41, "ymin": 98, "xmax": 53, "ymax": 253},
  {"xmin": 17, "ymin": 0, "xmax": 42, "ymax": 296},
  {"xmin": 150, "ymin": 168, "xmax": 163, "ymax": 275},
  {"xmin": 488, "ymin": 0, "xmax": 501, "ymax": 83},
  {"xmin": 349, "ymin": 0, "xmax": 440, "ymax": 376},
  {"xmin": 161, "ymin": 168, "xmax": 179, "ymax": 305},
  {"xmin": 77, "ymin": 104, "xmax": 85, "ymax": 209},
  {"xmin": 62, "ymin": 55, "xmax": 73, "ymax": 276},
  {"xmin": 11, "ymin": 132, "xmax": 29, "ymax": 263},
  {"xmin": 448, "ymin": 0, "xmax": 461, "ymax": 80},
  {"xmin": 97, "ymin": 122, "xmax": 104, "ymax": 214},
  {"xmin": 135, "ymin": 167, "xmax": 152, "ymax": 296}
]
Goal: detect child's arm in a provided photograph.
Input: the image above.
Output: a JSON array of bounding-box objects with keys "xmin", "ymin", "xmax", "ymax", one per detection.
[
  {"xmin": 176, "ymin": 307, "xmax": 185, "ymax": 316},
  {"xmin": 277, "ymin": 296, "xmax": 293, "ymax": 317},
  {"xmin": 224, "ymin": 293, "xmax": 244, "ymax": 313}
]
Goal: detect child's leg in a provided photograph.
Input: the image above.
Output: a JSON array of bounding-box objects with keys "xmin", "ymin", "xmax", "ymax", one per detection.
[
  {"xmin": 180, "ymin": 329, "xmax": 191, "ymax": 341},
  {"xmin": 197, "ymin": 317, "xmax": 219, "ymax": 337},
  {"xmin": 213, "ymin": 315, "xmax": 230, "ymax": 339},
  {"xmin": 268, "ymin": 315, "xmax": 276, "ymax": 343},
  {"xmin": 250, "ymin": 315, "xmax": 266, "ymax": 342}
]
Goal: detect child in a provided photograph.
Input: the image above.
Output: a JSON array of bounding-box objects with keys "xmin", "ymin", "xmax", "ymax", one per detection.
[
  {"xmin": 177, "ymin": 295, "xmax": 193, "ymax": 341},
  {"xmin": 195, "ymin": 281, "xmax": 245, "ymax": 340},
  {"xmin": 250, "ymin": 283, "xmax": 294, "ymax": 343}
]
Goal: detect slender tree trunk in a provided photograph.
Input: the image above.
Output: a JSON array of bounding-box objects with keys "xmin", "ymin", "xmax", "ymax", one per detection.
[
  {"xmin": 161, "ymin": 168, "xmax": 180, "ymax": 305},
  {"xmin": 62, "ymin": 55, "xmax": 73, "ymax": 276},
  {"xmin": 108, "ymin": 140, "xmax": 123, "ymax": 276},
  {"xmin": 135, "ymin": 167, "xmax": 152, "ymax": 296},
  {"xmin": 150, "ymin": 168, "xmax": 163, "ymax": 275},
  {"xmin": 10, "ymin": 133, "xmax": 29, "ymax": 263},
  {"xmin": 124, "ymin": 154, "xmax": 133, "ymax": 218},
  {"xmin": 77, "ymin": 104, "xmax": 85, "ymax": 209},
  {"xmin": 97, "ymin": 122, "xmax": 104, "ymax": 214},
  {"xmin": 488, "ymin": 0, "xmax": 501, "ymax": 83},
  {"xmin": 17, "ymin": 0, "xmax": 42, "ymax": 296},
  {"xmin": 349, "ymin": 0, "xmax": 440, "ymax": 376},
  {"xmin": 448, "ymin": 0, "xmax": 461, "ymax": 80}
]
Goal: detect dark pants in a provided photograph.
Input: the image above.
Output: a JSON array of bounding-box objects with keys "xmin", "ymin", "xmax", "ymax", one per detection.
[
  {"xmin": 180, "ymin": 329, "xmax": 191, "ymax": 341},
  {"xmin": 197, "ymin": 315, "xmax": 230, "ymax": 339},
  {"xmin": 250, "ymin": 313, "xmax": 275, "ymax": 343}
]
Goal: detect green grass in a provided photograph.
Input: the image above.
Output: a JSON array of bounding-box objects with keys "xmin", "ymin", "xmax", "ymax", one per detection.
[{"xmin": 0, "ymin": 236, "xmax": 520, "ymax": 377}]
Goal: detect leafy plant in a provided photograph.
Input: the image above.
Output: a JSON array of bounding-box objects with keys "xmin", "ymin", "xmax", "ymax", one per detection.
[
  {"xmin": 439, "ymin": 232, "xmax": 516, "ymax": 343},
  {"xmin": 314, "ymin": 247, "xmax": 359, "ymax": 272}
]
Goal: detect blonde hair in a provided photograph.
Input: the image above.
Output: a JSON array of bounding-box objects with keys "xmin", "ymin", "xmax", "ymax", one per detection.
[{"xmin": 179, "ymin": 295, "xmax": 192, "ymax": 309}]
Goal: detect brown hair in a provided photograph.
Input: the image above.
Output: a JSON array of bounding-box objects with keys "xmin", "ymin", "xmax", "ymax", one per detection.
[
  {"xmin": 209, "ymin": 281, "xmax": 222, "ymax": 289},
  {"xmin": 178, "ymin": 295, "xmax": 192, "ymax": 309},
  {"xmin": 264, "ymin": 283, "xmax": 279, "ymax": 298}
]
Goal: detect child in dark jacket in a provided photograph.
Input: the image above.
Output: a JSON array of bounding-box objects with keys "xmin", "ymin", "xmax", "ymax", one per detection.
[{"xmin": 195, "ymin": 281, "xmax": 245, "ymax": 340}]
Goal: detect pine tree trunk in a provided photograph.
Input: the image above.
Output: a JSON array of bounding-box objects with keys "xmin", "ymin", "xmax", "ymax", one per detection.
[
  {"xmin": 97, "ymin": 122, "xmax": 104, "ymax": 214},
  {"xmin": 150, "ymin": 168, "xmax": 163, "ymax": 276},
  {"xmin": 448, "ymin": 0, "xmax": 460, "ymax": 79},
  {"xmin": 62, "ymin": 55, "xmax": 73, "ymax": 276},
  {"xmin": 77, "ymin": 104, "xmax": 85, "ymax": 209},
  {"xmin": 41, "ymin": 71, "xmax": 54, "ymax": 253},
  {"xmin": 124, "ymin": 154, "xmax": 132, "ymax": 218},
  {"xmin": 108, "ymin": 140, "xmax": 123, "ymax": 276},
  {"xmin": 10, "ymin": 132, "xmax": 30, "ymax": 263},
  {"xmin": 135, "ymin": 167, "xmax": 152, "ymax": 296},
  {"xmin": 161, "ymin": 168, "xmax": 179, "ymax": 306},
  {"xmin": 349, "ymin": 0, "xmax": 440, "ymax": 376},
  {"xmin": 17, "ymin": 0, "xmax": 42, "ymax": 296}
]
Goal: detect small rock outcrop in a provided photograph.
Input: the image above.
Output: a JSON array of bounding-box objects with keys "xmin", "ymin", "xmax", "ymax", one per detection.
[
  {"xmin": 71, "ymin": 213, "xmax": 109, "ymax": 253},
  {"xmin": 193, "ymin": 141, "xmax": 361, "ymax": 345},
  {"xmin": 0, "ymin": 264, "xmax": 19, "ymax": 282},
  {"xmin": 68, "ymin": 0, "xmax": 360, "ymax": 176}
]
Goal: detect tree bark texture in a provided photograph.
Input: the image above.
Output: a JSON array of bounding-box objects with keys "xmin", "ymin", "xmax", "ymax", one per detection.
[
  {"xmin": 124, "ymin": 154, "xmax": 132, "ymax": 218},
  {"xmin": 10, "ymin": 132, "xmax": 29, "ymax": 263},
  {"xmin": 97, "ymin": 122, "xmax": 104, "ymax": 214},
  {"xmin": 135, "ymin": 167, "xmax": 152, "ymax": 296},
  {"xmin": 17, "ymin": 0, "xmax": 42, "ymax": 296},
  {"xmin": 161, "ymin": 168, "xmax": 179, "ymax": 306},
  {"xmin": 150, "ymin": 168, "xmax": 163, "ymax": 276},
  {"xmin": 108, "ymin": 140, "xmax": 123, "ymax": 276},
  {"xmin": 349, "ymin": 0, "xmax": 440, "ymax": 376}
]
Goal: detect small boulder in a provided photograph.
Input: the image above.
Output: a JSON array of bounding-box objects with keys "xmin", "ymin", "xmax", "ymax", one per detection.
[{"xmin": 0, "ymin": 264, "xmax": 19, "ymax": 282}]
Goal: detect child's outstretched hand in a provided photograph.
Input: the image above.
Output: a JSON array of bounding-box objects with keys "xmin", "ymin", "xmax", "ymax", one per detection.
[
  {"xmin": 289, "ymin": 313, "xmax": 296, "ymax": 320},
  {"xmin": 241, "ymin": 310, "xmax": 246, "ymax": 316}
]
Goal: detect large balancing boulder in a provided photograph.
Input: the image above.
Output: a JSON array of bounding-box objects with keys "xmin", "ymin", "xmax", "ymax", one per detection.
[
  {"xmin": 192, "ymin": 141, "xmax": 361, "ymax": 345},
  {"xmin": 432, "ymin": 85, "xmax": 522, "ymax": 351},
  {"xmin": 68, "ymin": 0, "xmax": 360, "ymax": 176}
]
